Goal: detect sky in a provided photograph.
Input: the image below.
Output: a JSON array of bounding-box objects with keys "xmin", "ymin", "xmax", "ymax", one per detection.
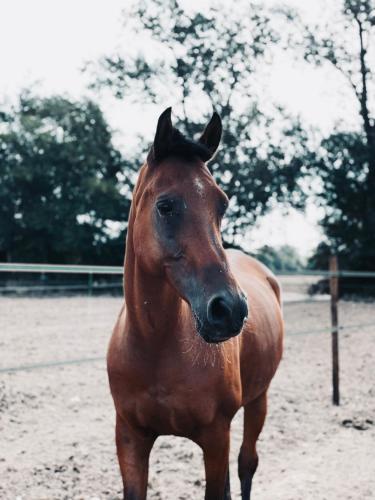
[{"xmin": 0, "ymin": 0, "xmax": 356, "ymax": 258}]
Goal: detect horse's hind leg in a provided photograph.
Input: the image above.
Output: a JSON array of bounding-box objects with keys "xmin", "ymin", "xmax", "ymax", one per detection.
[{"xmin": 238, "ymin": 391, "xmax": 267, "ymax": 500}]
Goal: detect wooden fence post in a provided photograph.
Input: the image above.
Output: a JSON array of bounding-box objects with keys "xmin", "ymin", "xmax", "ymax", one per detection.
[
  {"xmin": 88, "ymin": 272, "xmax": 93, "ymax": 296},
  {"xmin": 329, "ymin": 255, "xmax": 340, "ymax": 405}
]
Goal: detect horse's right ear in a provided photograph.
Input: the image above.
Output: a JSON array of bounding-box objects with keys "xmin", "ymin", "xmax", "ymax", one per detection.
[
  {"xmin": 151, "ymin": 107, "xmax": 173, "ymax": 163},
  {"xmin": 198, "ymin": 112, "xmax": 222, "ymax": 161}
]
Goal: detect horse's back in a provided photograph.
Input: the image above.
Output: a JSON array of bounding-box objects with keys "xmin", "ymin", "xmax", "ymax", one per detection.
[{"xmin": 226, "ymin": 249, "xmax": 284, "ymax": 404}]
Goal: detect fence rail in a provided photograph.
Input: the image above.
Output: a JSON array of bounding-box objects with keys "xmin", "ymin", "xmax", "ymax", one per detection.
[
  {"xmin": 1, "ymin": 262, "xmax": 375, "ymax": 278},
  {"xmin": 0, "ymin": 263, "xmax": 123, "ymax": 274}
]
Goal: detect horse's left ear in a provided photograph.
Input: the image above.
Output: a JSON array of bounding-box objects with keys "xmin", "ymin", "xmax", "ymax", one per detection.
[
  {"xmin": 151, "ymin": 107, "xmax": 174, "ymax": 163},
  {"xmin": 198, "ymin": 112, "xmax": 222, "ymax": 161}
]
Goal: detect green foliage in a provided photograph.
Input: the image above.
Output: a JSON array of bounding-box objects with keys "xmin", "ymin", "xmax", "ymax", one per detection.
[
  {"xmin": 306, "ymin": 132, "xmax": 374, "ymax": 269},
  {"xmin": 302, "ymin": 0, "xmax": 375, "ymax": 273},
  {"xmin": 343, "ymin": 0, "xmax": 375, "ymax": 21},
  {"xmin": 0, "ymin": 94, "xmax": 132, "ymax": 264},
  {"xmin": 254, "ymin": 244, "xmax": 303, "ymax": 272},
  {"xmin": 91, "ymin": 0, "xmax": 306, "ymax": 244}
]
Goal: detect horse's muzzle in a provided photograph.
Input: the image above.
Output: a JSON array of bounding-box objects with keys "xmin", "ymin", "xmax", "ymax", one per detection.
[{"xmin": 195, "ymin": 291, "xmax": 248, "ymax": 343}]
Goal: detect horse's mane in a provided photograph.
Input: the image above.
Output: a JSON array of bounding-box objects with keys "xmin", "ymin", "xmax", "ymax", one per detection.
[{"xmin": 148, "ymin": 127, "xmax": 212, "ymax": 164}]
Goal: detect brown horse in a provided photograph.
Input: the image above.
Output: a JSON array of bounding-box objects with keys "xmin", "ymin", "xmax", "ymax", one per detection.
[{"xmin": 107, "ymin": 108, "xmax": 283, "ymax": 500}]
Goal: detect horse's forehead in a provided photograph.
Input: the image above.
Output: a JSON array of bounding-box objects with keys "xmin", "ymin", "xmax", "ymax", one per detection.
[{"xmin": 151, "ymin": 161, "xmax": 215, "ymax": 195}]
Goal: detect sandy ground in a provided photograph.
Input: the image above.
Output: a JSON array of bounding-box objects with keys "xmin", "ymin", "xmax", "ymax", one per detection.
[{"xmin": 0, "ymin": 295, "xmax": 374, "ymax": 500}]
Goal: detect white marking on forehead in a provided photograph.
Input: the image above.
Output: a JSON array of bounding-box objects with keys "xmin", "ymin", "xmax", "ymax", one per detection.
[{"xmin": 194, "ymin": 176, "xmax": 205, "ymax": 197}]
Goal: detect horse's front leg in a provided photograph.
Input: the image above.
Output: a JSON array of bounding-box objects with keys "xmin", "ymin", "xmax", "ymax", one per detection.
[
  {"xmin": 198, "ymin": 421, "xmax": 231, "ymax": 500},
  {"xmin": 115, "ymin": 413, "xmax": 156, "ymax": 500}
]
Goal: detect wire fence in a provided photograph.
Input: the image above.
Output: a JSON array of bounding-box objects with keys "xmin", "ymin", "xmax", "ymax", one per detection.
[
  {"xmin": 1, "ymin": 260, "xmax": 374, "ymax": 404},
  {"xmin": 0, "ymin": 321, "xmax": 374, "ymax": 375}
]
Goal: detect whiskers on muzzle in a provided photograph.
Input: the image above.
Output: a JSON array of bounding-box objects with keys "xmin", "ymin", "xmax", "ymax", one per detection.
[{"xmin": 180, "ymin": 323, "xmax": 233, "ymax": 368}]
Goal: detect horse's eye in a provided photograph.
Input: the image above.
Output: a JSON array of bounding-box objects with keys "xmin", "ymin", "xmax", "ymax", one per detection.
[{"xmin": 157, "ymin": 200, "xmax": 174, "ymax": 217}]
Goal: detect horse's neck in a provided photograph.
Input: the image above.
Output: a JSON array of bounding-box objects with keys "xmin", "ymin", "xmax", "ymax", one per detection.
[
  {"xmin": 124, "ymin": 246, "xmax": 185, "ymax": 344},
  {"xmin": 123, "ymin": 166, "xmax": 187, "ymax": 345}
]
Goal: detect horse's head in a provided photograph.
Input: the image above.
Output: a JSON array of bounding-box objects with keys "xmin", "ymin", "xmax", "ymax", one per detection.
[{"xmin": 131, "ymin": 107, "xmax": 248, "ymax": 343}]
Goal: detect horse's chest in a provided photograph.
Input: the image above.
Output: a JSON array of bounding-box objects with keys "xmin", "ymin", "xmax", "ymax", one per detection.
[
  {"xmin": 110, "ymin": 341, "xmax": 242, "ymax": 436},
  {"xmin": 133, "ymin": 382, "xmax": 217, "ymax": 435},
  {"xmin": 120, "ymin": 365, "xmax": 240, "ymax": 436}
]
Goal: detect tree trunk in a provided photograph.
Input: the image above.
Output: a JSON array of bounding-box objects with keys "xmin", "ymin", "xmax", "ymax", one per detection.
[{"xmin": 356, "ymin": 16, "xmax": 375, "ymax": 259}]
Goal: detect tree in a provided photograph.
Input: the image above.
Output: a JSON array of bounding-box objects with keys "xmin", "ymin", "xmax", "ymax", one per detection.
[
  {"xmin": 0, "ymin": 93, "xmax": 132, "ymax": 264},
  {"xmin": 90, "ymin": 0, "xmax": 306, "ymax": 244},
  {"xmin": 255, "ymin": 244, "xmax": 303, "ymax": 272},
  {"xmin": 302, "ymin": 0, "xmax": 375, "ymax": 271}
]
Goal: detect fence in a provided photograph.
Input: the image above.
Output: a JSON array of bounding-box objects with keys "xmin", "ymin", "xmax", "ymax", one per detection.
[
  {"xmin": 0, "ymin": 262, "xmax": 123, "ymax": 295},
  {"xmin": 1, "ymin": 260, "xmax": 374, "ymax": 405}
]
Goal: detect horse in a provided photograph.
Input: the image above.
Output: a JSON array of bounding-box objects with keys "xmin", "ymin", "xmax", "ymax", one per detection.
[{"xmin": 107, "ymin": 107, "xmax": 284, "ymax": 500}]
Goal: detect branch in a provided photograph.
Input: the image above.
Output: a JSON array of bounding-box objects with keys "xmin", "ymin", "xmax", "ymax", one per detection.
[{"xmin": 331, "ymin": 60, "xmax": 362, "ymax": 101}]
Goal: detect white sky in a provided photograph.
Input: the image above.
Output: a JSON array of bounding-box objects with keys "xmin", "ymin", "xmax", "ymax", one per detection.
[{"xmin": 0, "ymin": 0, "xmax": 357, "ymax": 258}]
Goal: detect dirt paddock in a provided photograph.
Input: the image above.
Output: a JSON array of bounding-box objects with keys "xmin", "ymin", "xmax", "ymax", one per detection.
[{"xmin": 0, "ymin": 296, "xmax": 374, "ymax": 499}]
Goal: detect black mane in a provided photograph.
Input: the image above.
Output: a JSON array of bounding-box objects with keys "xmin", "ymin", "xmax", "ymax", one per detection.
[{"xmin": 148, "ymin": 127, "xmax": 212, "ymax": 164}]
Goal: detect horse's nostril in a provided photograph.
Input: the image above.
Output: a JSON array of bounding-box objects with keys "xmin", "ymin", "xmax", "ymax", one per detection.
[{"xmin": 207, "ymin": 296, "xmax": 232, "ymax": 326}]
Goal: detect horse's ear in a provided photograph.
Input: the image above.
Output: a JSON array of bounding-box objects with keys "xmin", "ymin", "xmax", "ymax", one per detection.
[
  {"xmin": 152, "ymin": 107, "xmax": 173, "ymax": 163},
  {"xmin": 198, "ymin": 112, "xmax": 222, "ymax": 161}
]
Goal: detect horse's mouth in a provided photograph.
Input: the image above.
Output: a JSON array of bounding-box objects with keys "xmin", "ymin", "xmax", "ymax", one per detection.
[
  {"xmin": 200, "ymin": 332, "xmax": 233, "ymax": 344},
  {"xmin": 192, "ymin": 311, "xmax": 243, "ymax": 343},
  {"xmin": 199, "ymin": 327, "xmax": 243, "ymax": 344}
]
